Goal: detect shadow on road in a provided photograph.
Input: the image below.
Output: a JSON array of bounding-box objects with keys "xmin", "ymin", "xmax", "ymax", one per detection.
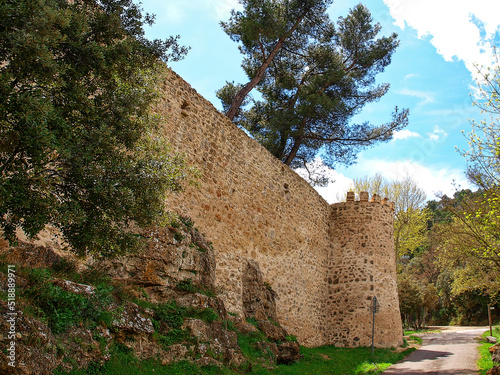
[{"xmin": 400, "ymin": 348, "xmax": 452, "ymax": 362}]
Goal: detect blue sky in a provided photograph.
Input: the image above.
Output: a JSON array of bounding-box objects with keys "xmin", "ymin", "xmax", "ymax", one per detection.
[{"xmin": 139, "ymin": 0, "xmax": 500, "ymax": 203}]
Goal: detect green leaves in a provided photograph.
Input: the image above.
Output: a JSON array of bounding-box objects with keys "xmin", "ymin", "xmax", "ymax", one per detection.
[
  {"xmin": 0, "ymin": 0, "xmax": 191, "ymax": 256},
  {"xmin": 220, "ymin": 1, "xmax": 408, "ymax": 174}
]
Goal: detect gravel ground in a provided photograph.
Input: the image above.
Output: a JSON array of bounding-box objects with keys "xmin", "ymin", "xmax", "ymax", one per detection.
[{"xmin": 383, "ymin": 326, "xmax": 489, "ymax": 375}]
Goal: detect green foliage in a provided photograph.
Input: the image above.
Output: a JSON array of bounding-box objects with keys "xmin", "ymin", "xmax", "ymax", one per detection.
[
  {"xmin": 478, "ymin": 326, "xmax": 500, "ymax": 374},
  {"xmin": 154, "ymin": 301, "xmax": 186, "ymax": 329},
  {"xmin": 158, "ymin": 328, "xmax": 192, "ymax": 347},
  {"xmin": 408, "ymin": 335, "xmax": 423, "ymax": 345},
  {"xmin": 175, "ymin": 278, "xmax": 215, "ymax": 297},
  {"xmin": 55, "ymin": 344, "xmax": 415, "ymax": 375},
  {"xmin": 179, "ymin": 215, "xmax": 195, "ymax": 229},
  {"xmin": 22, "ymin": 268, "xmax": 114, "ymax": 333},
  {"xmin": 462, "ymin": 48, "xmax": 500, "ymax": 189},
  {"xmin": 152, "ymin": 300, "xmax": 219, "ymax": 349},
  {"xmin": 435, "ymin": 188, "xmax": 500, "ymax": 303},
  {"xmin": 153, "ymin": 302, "xmax": 218, "ymax": 348},
  {"xmin": 0, "ymin": 0, "xmax": 192, "ymax": 257},
  {"xmin": 219, "ymin": 1, "xmax": 408, "ymax": 180},
  {"xmin": 285, "ymin": 335, "xmax": 298, "ymax": 343},
  {"xmin": 237, "ymin": 330, "xmax": 270, "ymax": 362}
]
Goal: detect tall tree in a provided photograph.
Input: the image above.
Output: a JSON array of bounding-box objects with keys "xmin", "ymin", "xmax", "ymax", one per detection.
[
  {"xmin": 219, "ymin": 0, "xmax": 333, "ymax": 121},
  {"xmin": 436, "ymin": 189, "xmax": 500, "ymax": 300},
  {"xmin": 463, "ymin": 49, "xmax": 500, "ymax": 188},
  {"xmin": 219, "ymin": 3, "xmax": 409, "ymax": 172},
  {"xmin": 0, "ymin": 0, "xmax": 192, "ymax": 257},
  {"xmin": 436, "ymin": 51, "xmax": 500, "ymax": 302}
]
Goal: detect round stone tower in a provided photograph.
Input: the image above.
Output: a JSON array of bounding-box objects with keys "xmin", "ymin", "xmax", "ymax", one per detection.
[{"xmin": 325, "ymin": 191, "xmax": 403, "ymax": 348}]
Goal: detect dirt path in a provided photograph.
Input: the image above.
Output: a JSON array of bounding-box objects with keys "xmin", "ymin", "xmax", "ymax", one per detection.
[{"xmin": 383, "ymin": 326, "xmax": 489, "ymax": 375}]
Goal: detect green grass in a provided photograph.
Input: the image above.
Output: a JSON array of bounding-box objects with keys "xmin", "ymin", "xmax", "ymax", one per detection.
[
  {"xmin": 268, "ymin": 346, "xmax": 415, "ymax": 375},
  {"xmin": 55, "ymin": 343, "xmax": 415, "ymax": 375},
  {"xmin": 478, "ymin": 326, "xmax": 500, "ymax": 375},
  {"xmin": 408, "ymin": 335, "xmax": 423, "ymax": 345},
  {"xmin": 403, "ymin": 328, "xmax": 441, "ymax": 336}
]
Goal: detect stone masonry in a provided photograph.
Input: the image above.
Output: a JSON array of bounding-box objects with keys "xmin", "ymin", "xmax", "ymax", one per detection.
[{"xmin": 156, "ymin": 68, "xmax": 403, "ymax": 348}]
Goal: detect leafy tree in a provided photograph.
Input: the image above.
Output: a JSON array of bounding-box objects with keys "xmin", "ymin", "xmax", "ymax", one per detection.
[
  {"xmin": 434, "ymin": 52, "xmax": 500, "ymax": 303},
  {"xmin": 218, "ymin": 3, "xmax": 409, "ymax": 174},
  {"xmin": 0, "ymin": 0, "xmax": 192, "ymax": 257},
  {"xmin": 436, "ymin": 189, "xmax": 500, "ymax": 300},
  {"xmin": 346, "ymin": 174, "xmax": 430, "ymax": 259},
  {"xmin": 462, "ymin": 49, "xmax": 500, "ymax": 188},
  {"xmin": 219, "ymin": 0, "xmax": 333, "ymax": 121},
  {"xmin": 398, "ymin": 271, "xmax": 437, "ymax": 330}
]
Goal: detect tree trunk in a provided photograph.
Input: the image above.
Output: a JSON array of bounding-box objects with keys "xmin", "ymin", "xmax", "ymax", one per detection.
[
  {"xmin": 226, "ymin": 13, "xmax": 307, "ymax": 121},
  {"xmin": 283, "ymin": 137, "xmax": 302, "ymax": 166}
]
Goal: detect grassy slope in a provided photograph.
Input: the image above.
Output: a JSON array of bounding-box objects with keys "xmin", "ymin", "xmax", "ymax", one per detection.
[
  {"xmin": 56, "ymin": 344, "xmax": 415, "ymax": 375},
  {"xmin": 478, "ymin": 326, "xmax": 500, "ymax": 375}
]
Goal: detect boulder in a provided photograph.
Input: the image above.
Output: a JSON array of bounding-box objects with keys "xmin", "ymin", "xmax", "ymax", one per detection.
[
  {"xmin": 257, "ymin": 320, "xmax": 287, "ymax": 342},
  {"xmin": 487, "ymin": 365, "xmax": 500, "ymax": 375},
  {"xmin": 111, "ymin": 302, "xmax": 154, "ymax": 334},
  {"xmin": 491, "ymin": 343, "xmax": 500, "ymax": 364},
  {"xmin": 277, "ymin": 341, "xmax": 301, "ymax": 364},
  {"xmin": 487, "ymin": 336, "xmax": 498, "ymax": 344}
]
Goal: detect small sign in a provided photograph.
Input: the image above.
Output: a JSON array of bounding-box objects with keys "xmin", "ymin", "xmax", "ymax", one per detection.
[{"xmin": 373, "ymin": 297, "xmax": 381, "ymax": 314}]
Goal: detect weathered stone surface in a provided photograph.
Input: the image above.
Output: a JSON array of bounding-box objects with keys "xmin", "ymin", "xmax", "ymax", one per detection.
[
  {"xmin": 182, "ymin": 319, "xmax": 243, "ymax": 365},
  {"xmin": 277, "ymin": 341, "xmax": 301, "ymax": 364},
  {"xmin": 0, "ymin": 301, "xmax": 58, "ymax": 375},
  {"xmin": 195, "ymin": 357, "xmax": 223, "ymax": 368},
  {"xmin": 242, "ymin": 259, "xmax": 278, "ymax": 323},
  {"xmin": 231, "ymin": 316, "xmax": 258, "ymax": 334},
  {"xmin": 490, "ymin": 342, "xmax": 500, "ymax": 354},
  {"xmin": 491, "ymin": 342, "xmax": 500, "ymax": 363},
  {"xmin": 111, "ymin": 302, "xmax": 154, "ymax": 334},
  {"xmin": 53, "ymin": 279, "xmax": 95, "ymax": 295},
  {"xmin": 488, "ymin": 336, "xmax": 498, "ymax": 344},
  {"xmin": 257, "ymin": 320, "xmax": 287, "ymax": 342},
  {"xmin": 160, "ymin": 344, "xmax": 189, "ymax": 365},
  {"xmin": 157, "ymin": 69, "xmax": 403, "ymax": 347},
  {"xmin": 0, "ymin": 242, "xmax": 63, "ymax": 269},
  {"xmin": 96, "ymin": 226, "xmax": 216, "ymax": 295},
  {"xmin": 487, "ymin": 365, "xmax": 500, "ymax": 375}
]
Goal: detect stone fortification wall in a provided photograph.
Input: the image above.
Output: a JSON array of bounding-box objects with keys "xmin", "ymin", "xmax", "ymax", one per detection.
[
  {"xmin": 155, "ymin": 69, "xmax": 402, "ymax": 347},
  {"xmin": 156, "ymin": 70, "xmax": 332, "ymax": 346},
  {"xmin": 328, "ymin": 192, "xmax": 403, "ymax": 347}
]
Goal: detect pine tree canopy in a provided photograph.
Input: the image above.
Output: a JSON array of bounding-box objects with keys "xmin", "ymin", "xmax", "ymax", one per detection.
[{"xmin": 218, "ymin": 2, "xmax": 409, "ymax": 174}]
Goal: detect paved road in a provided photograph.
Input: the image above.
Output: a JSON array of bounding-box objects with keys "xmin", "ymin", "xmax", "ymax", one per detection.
[{"xmin": 383, "ymin": 326, "xmax": 488, "ymax": 375}]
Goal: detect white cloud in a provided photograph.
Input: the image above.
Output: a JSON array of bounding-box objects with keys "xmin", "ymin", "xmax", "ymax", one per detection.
[
  {"xmin": 315, "ymin": 172, "xmax": 354, "ymax": 204},
  {"xmin": 404, "ymin": 73, "xmax": 417, "ymax": 80},
  {"xmin": 398, "ymin": 88, "xmax": 435, "ymax": 107},
  {"xmin": 359, "ymin": 159, "xmax": 470, "ymax": 199},
  {"xmin": 383, "ymin": 0, "xmax": 500, "ymax": 77},
  {"xmin": 427, "ymin": 125, "xmax": 448, "ymax": 141},
  {"xmin": 211, "ymin": 0, "xmax": 241, "ymax": 20},
  {"xmin": 392, "ymin": 129, "xmax": 422, "ymax": 141},
  {"xmin": 314, "ymin": 157, "xmax": 471, "ymax": 203},
  {"xmin": 149, "ymin": 0, "xmax": 240, "ymax": 23}
]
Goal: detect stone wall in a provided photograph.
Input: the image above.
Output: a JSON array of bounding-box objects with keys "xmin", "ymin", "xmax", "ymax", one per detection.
[
  {"xmin": 155, "ymin": 69, "xmax": 402, "ymax": 347},
  {"xmin": 327, "ymin": 192, "xmax": 403, "ymax": 347}
]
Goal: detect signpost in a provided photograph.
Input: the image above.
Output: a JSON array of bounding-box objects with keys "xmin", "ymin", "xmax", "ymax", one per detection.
[
  {"xmin": 488, "ymin": 305, "xmax": 495, "ymax": 336},
  {"xmin": 372, "ymin": 296, "xmax": 380, "ymax": 356}
]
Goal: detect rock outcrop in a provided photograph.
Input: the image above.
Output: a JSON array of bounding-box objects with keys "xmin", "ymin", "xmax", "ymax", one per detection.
[{"xmin": 0, "ymin": 219, "xmax": 299, "ymax": 374}]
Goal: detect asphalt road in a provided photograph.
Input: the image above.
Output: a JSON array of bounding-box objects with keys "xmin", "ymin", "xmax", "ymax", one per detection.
[{"xmin": 383, "ymin": 326, "xmax": 489, "ymax": 375}]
